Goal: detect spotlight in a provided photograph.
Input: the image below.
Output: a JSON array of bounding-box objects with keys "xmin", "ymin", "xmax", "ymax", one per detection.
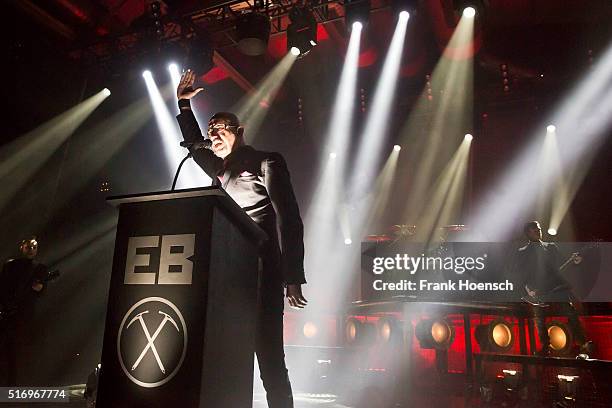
[
  {"xmin": 168, "ymin": 63, "xmax": 178, "ymax": 71},
  {"xmin": 547, "ymin": 321, "xmax": 573, "ymax": 355},
  {"xmin": 142, "ymin": 70, "xmax": 152, "ymax": 79},
  {"xmin": 453, "ymin": 0, "xmax": 487, "ymax": 18},
  {"xmin": 548, "ymin": 227, "xmax": 557, "ymax": 236},
  {"xmin": 475, "ymin": 319, "xmax": 514, "ymax": 352},
  {"xmin": 290, "ymin": 47, "xmax": 301, "ymax": 56},
  {"xmin": 345, "ymin": 318, "xmax": 375, "ymax": 346},
  {"xmin": 329, "ymin": 152, "xmax": 337, "ymax": 159},
  {"xmin": 465, "ymin": 133, "xmax": 473, "ymax": 141},
  {"xmin": 377, "ymin": 317, "xmax": 401, "ymax": 344},
  {"xmin": 102, "ymin": 88, "xmax": 111, "ymax": 97},
  {"xmin": 303, "ymin": 322, "xmax": 318, "ymax": 339},
  {"xmin": 547, "ymin": 124, "xmax": 556, "ymax": 133},
  {"xmin": 236, "ymin": 12, "xmax": 270, "ymax": 56},
  {"xmin": 352, "ymin": 21, "xmax": 363, "ymax": 31},
  {"xmin": 391, "ymin": 0, "xmax": 418, "ymax": 17},
  {"xmin": 463, "ymin": 6, "xmax": 476, "ymax": 17},
  {"xmin": 415, "ymin": 318, "xmax": 454, "ymax": 349},
  {"xmin": 393, "ymin": 144, "xmax": 401, "ymax": 152},
  {"xmin": 345, "ymin": 318, "xmax": 359, "ymax": 344},
  {"xmin": 345, "ymin": 0, "xmax": 371, "ymax": 30},
  {"xmin": 344, "ymin": 238, "xmax": 352, "ymax": 245},
  {"xmin": 287, "ymin": 5, "xmax": 318, "ymax": 58}
]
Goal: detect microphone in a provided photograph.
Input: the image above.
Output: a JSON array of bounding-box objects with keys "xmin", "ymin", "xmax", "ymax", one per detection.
[{"xmin": 180, "ymin": 139, "xmax": 212, "ymax": 150}]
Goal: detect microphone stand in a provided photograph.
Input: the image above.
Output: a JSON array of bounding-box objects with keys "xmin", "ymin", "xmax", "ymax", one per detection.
[{"xmin": 172, "ymin": 152, "xmax": 192, "ymax": 191}]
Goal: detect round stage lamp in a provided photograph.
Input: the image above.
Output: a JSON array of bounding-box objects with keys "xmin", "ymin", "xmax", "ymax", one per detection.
[
  {"xmin": 475, "ymin": 319, "xmax": 514, "ymax": 352},
  {"xmin": 345, "ymin": 318, "xmax": 360, "ymax": 344},
  {"xmin": 463, "ymin": 6, "xmax": 476, "ymax": 18},
  {"xmin": 236, "ymin": 12, "xmax": 270, "ymax": 56},
  {"xmin": 303, "ymin": 321, "xmax": 318, "ymax": 339},
  {"xmin": 345, "ymin": 318, "xmax": 375, "ymax": 346},
  {"xmin": 377, "ymin": 317, "xmax": 400, "ymax": 344},
  {"xmin": 547, "ymin": 321, "xmax": 573, "ymax": 355},
  {"xmin": 415, "ymin": 318, "xmax": 454, "ymax": 349}
]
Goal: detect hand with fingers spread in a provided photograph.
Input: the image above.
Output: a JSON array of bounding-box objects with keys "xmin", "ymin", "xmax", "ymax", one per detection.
[
  {"xmin": 177, "ymin": 69, "xmax": 204, "ymax": 101},
  {"xmin": 286, "ymin": 284, "xmax": 308, "ymax": 309}
]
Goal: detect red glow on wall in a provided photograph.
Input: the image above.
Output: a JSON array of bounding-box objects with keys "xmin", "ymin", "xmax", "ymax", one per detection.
[
  {"xmin": 268, "ymin": 34, "xmax": 288, "ymax": 60},
  {"xmin": 400, "ymin": 50, "xmax": 426, "ymax": 77},
  {"xmin": 359, "ymin": 48, "xmax": 378, "ymax": 67},
  {"xmin": 316, "ymin": 24, "xmax": 329, "ymax": 41},
  {"xmin": 202, "ymin": 66, "xmax": 229, "ymax": 84},
  {"xmin": 56, "ymin": 0, "xmax": 90, "ymax": 23},
  {"xmin": 96, "ymin": 26, "xmax": 109, "ymax": 36}
]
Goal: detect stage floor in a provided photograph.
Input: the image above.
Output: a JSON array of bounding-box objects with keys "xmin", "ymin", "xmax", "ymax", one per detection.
[{"xmin": 253, "ymin": 392, "xmax": 350, "ymax": 407}]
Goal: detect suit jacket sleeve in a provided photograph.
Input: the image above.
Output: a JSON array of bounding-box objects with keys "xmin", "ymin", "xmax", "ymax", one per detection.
[
  {"xmin": 176, "ymin": 109, "xmax": 223, "ymax": 178},
  {"xmin": 264, "ymin": 153, "xmax": 306, "ymax": 285}
]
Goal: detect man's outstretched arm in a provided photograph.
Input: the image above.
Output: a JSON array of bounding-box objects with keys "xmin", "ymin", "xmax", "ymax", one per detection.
[{"xmin": 175, "ymin": 69, "xmax": 223, "ymax": 178}]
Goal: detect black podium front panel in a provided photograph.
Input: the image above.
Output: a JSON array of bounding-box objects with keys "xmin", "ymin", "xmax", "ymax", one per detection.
[{"xmin": 97, "ymin": 192, "xmax": 260, "ymax": 407}]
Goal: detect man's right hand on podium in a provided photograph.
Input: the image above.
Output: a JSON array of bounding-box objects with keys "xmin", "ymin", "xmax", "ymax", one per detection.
[{"xmin": 177, "ymin": 69, "xmax": 204, "ymax": 101}]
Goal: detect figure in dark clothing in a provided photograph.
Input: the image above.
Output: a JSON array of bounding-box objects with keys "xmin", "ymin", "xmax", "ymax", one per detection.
[
  {"xmin": 175, "ymin": 69, "xmax": 307, "ymax": 408},
  {"xmin": 0, "ymin": 237, "xmax": 47, "ymax": 386},
  {"xmin": 516, "ymin": 221, "xmax": 590, "ymax": 356}
]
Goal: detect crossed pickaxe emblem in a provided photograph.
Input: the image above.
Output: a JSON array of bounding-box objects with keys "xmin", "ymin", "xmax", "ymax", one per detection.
[{"xmin": 126, "ymin": 310, "xmax": 180, "ymax": 374}]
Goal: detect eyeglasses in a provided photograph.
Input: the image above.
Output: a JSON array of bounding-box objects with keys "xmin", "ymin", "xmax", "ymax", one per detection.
[{"xmin": 207, "ymin": 123, "xmax": 239, "ymax": 136}]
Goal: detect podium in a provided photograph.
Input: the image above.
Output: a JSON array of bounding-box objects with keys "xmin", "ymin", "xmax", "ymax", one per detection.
[{"xmin": 97, "ymin": 187, "xmax": 267, "ymax": 408}]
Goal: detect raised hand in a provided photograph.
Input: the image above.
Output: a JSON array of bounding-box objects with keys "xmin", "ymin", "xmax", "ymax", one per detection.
[{"xmin": 177, "ymin": 69, "xmax": 204, "ymax": 100}]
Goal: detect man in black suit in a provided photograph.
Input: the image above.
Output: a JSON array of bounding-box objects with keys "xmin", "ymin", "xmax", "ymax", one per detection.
[
  {"xmin": 175, "ymin": 69, "xmax": 307, "ymax": 407},
  {"xmin": 0, "ymin": 237, "xmax": 47, "ymax": 386},
  {"xmin": 517, "ymin": 221, "xmax": 590, "ymax": 356}
]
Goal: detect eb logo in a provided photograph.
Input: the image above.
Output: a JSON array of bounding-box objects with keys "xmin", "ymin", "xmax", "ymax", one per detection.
[{"xmin": 124, "ymin": 234, "xmax": 195, "ymax": 285}]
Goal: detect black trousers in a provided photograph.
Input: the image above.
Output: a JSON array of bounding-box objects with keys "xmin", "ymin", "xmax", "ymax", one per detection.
[
  {"xmin": 256, "ymin": 278, "xmax": 293, "ymax": 408},
  {"xmin": 0, "ymin": 319, "xmax": 18, "ymax": 386},
  {"xmin": 532, "ymin": 302, "xmax": 585, "ymax": 350}
]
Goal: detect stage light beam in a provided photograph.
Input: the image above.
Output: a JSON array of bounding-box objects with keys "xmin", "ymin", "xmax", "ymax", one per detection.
[
  {"xmin": 468, "ymin": 41, "xmax": 612, "ymax": 241},
  {"xmin": 0, "ymin": 88, "xmax": 111, "ymax": 214},
  {"xmin": 233, "ymin": 52, "xmax": 298, "ymax": 141},
  {"xmin": 349, "ymin": 11, "xmax": 409, "ymax": 199},
  {"xmin": 142, "ymin": 72, "xmax": 210, "ymax": 189}
]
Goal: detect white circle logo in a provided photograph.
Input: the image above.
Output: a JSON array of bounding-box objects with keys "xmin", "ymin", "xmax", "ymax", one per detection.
[{"xmin": 117, "ymin": 297, "xmax": 188, "ymax": 388}]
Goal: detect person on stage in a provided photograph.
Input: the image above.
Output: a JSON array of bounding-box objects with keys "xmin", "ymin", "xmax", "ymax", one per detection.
[
  {"xmin": 175, "ymin": 69, "xmax": 307, "ymax": 408},
  {"xmin": 0, "ymin": 237, "xmax": 49, "ymax": 386},
  {"xmin": 516, "ymin": 221, "xmax": 591, "ymax": 356}
]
